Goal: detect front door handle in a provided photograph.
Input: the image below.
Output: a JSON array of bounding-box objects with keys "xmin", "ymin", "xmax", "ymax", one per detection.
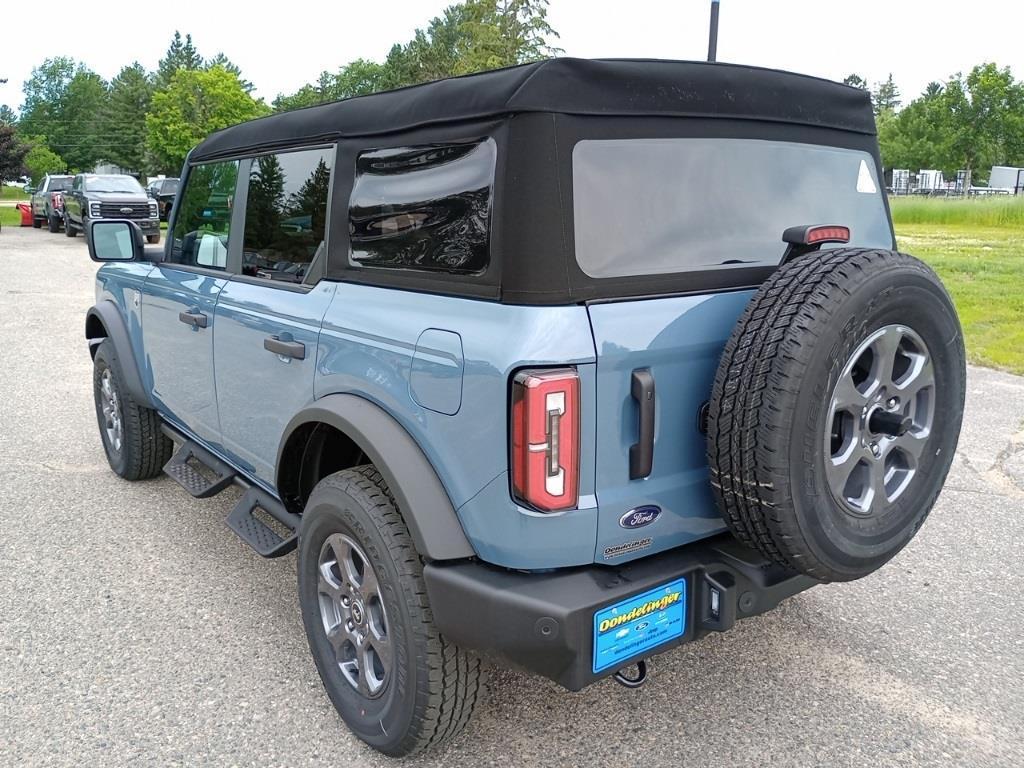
[
  {"xmin": 264, "ymin": 335, "xmax": 305, "ymax": 360},
  {"xmin": 178, "ymin": 311, "xmax": 208, "ymax": 328}
]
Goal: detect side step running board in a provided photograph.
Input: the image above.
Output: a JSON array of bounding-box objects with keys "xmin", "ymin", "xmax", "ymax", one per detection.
[
  {"xmin": 163, "ymin": 438, "xmax": 237, "ymax": 498},
  {"xmin": 160, "ymin": 424, "xmax": 299, "ymax": 558},
  {"xmin": 226, "ymin": 485, "xmax": 299, "ymax": 558}
]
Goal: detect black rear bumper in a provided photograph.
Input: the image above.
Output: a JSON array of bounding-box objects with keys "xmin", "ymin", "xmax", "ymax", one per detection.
[{"xmin": 424, "ymin": 534, "xmax": 816, "ymax": 691}]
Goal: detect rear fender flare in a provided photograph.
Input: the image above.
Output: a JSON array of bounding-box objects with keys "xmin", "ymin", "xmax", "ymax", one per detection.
[{"xmin": 280, "ymin": 394, "xmax": 476, "ymax": 561}]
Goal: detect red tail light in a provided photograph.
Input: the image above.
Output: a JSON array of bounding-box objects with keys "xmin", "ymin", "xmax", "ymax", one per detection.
[
  {"xmin": 511, "ymin": 368, "xmax": 580, "ymax": 512},
  {"xmin": 51, "ymin": 192, "xmax": 63, "ymax": 210}
]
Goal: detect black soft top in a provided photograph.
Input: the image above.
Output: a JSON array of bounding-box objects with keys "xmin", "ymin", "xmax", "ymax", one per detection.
[{"xmin": 190, "ymin": 58, "xmax": 874, "ymax": 162}]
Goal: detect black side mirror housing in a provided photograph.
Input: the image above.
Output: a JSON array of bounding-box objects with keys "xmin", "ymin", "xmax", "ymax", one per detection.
[{"xmin": 87, "ymin": 219, "xmax": 144, "ymax": 263}]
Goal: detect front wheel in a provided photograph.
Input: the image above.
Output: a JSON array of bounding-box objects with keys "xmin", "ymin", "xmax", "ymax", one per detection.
[
  {"xmin": 92, "ymin": 340, "xmax": 173, "ymax": 479},
  {"xmin": 298, "ymin": 466, "xmax": 484, "ymax": 757}
]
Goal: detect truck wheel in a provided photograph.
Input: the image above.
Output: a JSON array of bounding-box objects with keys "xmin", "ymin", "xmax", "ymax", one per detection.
[
  {"xmin": 147, "ymin": 234, "xmax": 160, "ymax": 245},
  {"xmin": 64, "ymin": 213, "xmax": 76, "ymax": 237},
  {"xmin": 707, "ymin": 248, "xmax": 965, "ymax": 582},
  {"xmin": 32, "ymin": 216, "xmax": 42, "ymax": 229},
  {"xmin": 298, "ymin": 466, "xmax": 484, "ymax": 757},
  {"xmin": 48, "ymin": 215, "xmax": 60, "ymax": 233},
  {"xmin": 92, "ymin": 340, "xmax": 173, "ymax": 480}
]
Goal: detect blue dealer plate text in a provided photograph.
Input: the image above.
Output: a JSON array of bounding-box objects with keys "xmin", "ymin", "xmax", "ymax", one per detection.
[{"xmin": 592, "ymin": 579, "xmax": 686, "ymax": 673}]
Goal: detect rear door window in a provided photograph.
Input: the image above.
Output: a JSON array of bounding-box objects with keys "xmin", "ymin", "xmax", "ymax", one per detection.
[
  {"xmin": 572, "ymin": 138, "xmax": 892, "ymax": 279},
  {"xmin": 348, "ymin": 138, "xmax": 496, "ymax": 275},
  {"xmin": 169, "ymin": 160, "xmax": 239, "ymax": 270},
  {"xmin": 241, "ymin": 146, "xmax": 333, "ymax": 285}
]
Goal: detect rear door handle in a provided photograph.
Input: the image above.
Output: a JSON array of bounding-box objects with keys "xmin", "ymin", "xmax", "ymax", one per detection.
[
  {"xmin": 629, "ymin": 368, "xmax": 656, "ymax": 480},
  {"xmin": 264, "ymin": 335, "xmax": 305, "ymax": 360},
  {"xmin": 178, "ymin": 311, "xmax": 208, "ymax": 328}
]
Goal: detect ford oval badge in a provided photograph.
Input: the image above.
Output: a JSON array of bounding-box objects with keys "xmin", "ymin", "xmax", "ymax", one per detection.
[{"xmin": 619, "ymin": 505, "xmax": 661, "ymax": 529}]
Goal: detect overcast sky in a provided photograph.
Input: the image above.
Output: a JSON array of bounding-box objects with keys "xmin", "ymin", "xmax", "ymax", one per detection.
[{"xmin": 2, "ymin": 0, "xmax": 1022, "ymax": 111}]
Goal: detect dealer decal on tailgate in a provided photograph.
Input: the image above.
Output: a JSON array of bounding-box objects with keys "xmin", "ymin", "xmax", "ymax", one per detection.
[{"xmin": 592, "ymin": 579, "xmax": 686, "ymax": 673}]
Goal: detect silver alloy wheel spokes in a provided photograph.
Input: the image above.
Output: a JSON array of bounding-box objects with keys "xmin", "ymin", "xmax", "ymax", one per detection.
[
  {"xmin": 824, "ymin": 324, "xmax": 935, "ymax": 517},
  {"xmin": 317, "ymin": 533, "xmax": 392, "ymax": 698},
  {"xmin": 99, "ymin": 368, "xmax": 123, "ymax": 453}
]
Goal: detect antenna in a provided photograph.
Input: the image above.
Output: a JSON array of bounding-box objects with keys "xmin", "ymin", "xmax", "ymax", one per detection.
[{"xmin": 708, "ymin": 0, "xmax": 720, "ymax": 63}]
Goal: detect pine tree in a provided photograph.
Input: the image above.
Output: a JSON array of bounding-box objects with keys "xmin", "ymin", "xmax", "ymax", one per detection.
[{"xmin": 156, "ymin": 32, "xmax": 203, "ymax": 88}]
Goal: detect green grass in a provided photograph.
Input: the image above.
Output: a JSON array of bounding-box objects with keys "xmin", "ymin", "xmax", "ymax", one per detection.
[
  {"xmin": 0, "ymin": 185, "xmax": 30, "ymax": 201},
  {"xmin": 0, "ymin": 207, "xmax": 22, "ymax": 227},
  {"xmin": 897, "ymin": 222, "xmax": 1024, "ymax": 374},
  {"xmin": 890, "ymin": 195, "xmax": 1024, "ymax": 227}
]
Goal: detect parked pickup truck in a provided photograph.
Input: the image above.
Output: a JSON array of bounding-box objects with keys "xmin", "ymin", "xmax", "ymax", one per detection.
[
  {"xmin": 28, "ymin": 174, "xmax": 73, "ymax": 232},
  {"xmin": 64, "ymin": 173, "xmax": 160, "ymax": 243},
  {"xmin": 146, "ymin": 177, "xmax": 179, "ymax": 221}
]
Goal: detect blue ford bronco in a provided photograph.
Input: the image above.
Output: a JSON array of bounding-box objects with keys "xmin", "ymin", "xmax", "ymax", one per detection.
[{"xmin": 85, "ymin": 59, "xmax": 965, "ymax": 756}]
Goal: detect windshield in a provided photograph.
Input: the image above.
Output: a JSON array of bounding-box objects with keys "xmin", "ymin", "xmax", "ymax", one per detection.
[
  {"xmin": 573, "ymin": 138, "xmax": 893, "ymax": 278},
  {"xmin": 85, "ymin": 175, "xmax": 144, "ymax": 194}
]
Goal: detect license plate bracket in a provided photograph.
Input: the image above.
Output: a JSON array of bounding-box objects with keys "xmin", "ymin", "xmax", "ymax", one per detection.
[{"xmin": 592, "ymin": 578, "xmax": 686, "ymax": 673}]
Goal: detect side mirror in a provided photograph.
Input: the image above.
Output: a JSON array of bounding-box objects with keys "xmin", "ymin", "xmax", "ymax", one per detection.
[
  {"xmin": 87, "ymin": 220, "xmax": 144, "ymax": 262},
  {"xmin": 24, "ymin": 186, "xmax": 35, "ymax": 195}
]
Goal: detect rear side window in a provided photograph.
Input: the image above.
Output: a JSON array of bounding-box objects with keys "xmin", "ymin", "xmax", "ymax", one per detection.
[
  {"xmin": 241, "ymin": 147, "xmax": 333, "ymax": 285},
  {"xmin": 572, "ymin": 138, "xmax": 892, "ymax": 279},
  {"xmin": 169, "ymin": 160, "xmax": 239, "ymax": 270},
  {"xmin": 348, "ymin": 138, "xmax": 496, "ymax": 275}
]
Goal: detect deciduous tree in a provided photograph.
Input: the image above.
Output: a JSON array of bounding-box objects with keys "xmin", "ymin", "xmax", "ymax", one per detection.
[{"xmin": 146, "ymin": 66, "xmax": 268, "ymax": 174}]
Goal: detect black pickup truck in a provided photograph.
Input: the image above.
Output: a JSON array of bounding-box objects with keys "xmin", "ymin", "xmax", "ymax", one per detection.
[
  {"xmin": 145, "ymin": 177, "xmax": 179, "ymax": 221},
  {"xmin": 63, "ymin": 173, "xmax": 161, "ymax": 243}
]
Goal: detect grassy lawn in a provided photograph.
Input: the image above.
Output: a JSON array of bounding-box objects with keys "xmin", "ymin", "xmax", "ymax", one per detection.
[
  {"xmin": 894, "ymin": 219, "xmax": 1024, "ymax": 374},
  {"xmin": 0, "ymin": 206, "xmax": 23, "ymax": 227},
  {"xmin": 1, "ymin": 185, "xmax": 30, "ymax": 201}
]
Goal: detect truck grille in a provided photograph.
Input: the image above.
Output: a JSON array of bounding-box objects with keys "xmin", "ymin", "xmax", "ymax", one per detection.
[{"xmin": 98, "ymin": 203, "xmax": 152, "ymax": 219}]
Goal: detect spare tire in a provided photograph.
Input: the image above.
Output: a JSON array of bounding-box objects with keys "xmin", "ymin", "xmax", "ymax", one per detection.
[{"xmin": 707, "ymin": 248, "xmax": 965, "ymax": 582}]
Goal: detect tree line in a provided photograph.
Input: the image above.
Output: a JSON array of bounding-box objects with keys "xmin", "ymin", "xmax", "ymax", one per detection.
[
  {"xmin": 844, "ymin": 67, "xmax": 1024, "ymax": 183},
  {"xmin": 2, "ymin": 0, "xmax": 1021, "ymax": 186}
]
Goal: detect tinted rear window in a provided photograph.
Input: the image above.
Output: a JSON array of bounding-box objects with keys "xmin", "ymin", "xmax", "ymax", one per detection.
[
  {"xmin": 348, "ymin": 138, "xmax": 496, "ymax": 275},
  {"xmin": 572, "ymin": 138, "xmax": 892, "ymax": 279},
  {"xmin": 49, "ymin": 178, "xmax": 72, "ymax": 191}
]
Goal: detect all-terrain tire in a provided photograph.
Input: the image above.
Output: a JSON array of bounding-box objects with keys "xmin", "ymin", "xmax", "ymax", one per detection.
[
  {"xmin": 64, "ymin": 213, "xmax": 76, "ymax": 237},
  {"xmin": 92, "ymin": 340, "xmax": 173, "ymax": 480},
  {"xmin": 707, "ymin": 248, "xmax": 965, "ymax": 582},
  {"xmin": 32, "ymin": 216, "xmax": 42, "ymax": 229},
  {"xmin": 48, "ymin": 214, "xmax": 60, "ymax": 233},
  {"xmin": 298, "ymin": 466, "xmax": 484, "ymax": 757}
]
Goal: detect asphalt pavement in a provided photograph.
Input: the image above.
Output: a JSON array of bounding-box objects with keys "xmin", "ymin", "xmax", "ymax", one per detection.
[{"xmin": 1, "ymin": 225, "xmax": 1022, "ymax": 767}]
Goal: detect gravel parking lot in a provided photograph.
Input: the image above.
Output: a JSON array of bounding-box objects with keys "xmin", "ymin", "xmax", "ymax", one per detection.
[{"xmin": 1, "ymin": 225, "xmax": 1023, "ymax": 767}]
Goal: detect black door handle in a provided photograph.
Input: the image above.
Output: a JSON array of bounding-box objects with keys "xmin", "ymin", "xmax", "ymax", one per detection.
[
  {"xmin": 178, "ymin": 311, "xmax": 208, "ymax": 328},
  {"xmin": 629, "ymin": 368, "xmax": 655, "ymax": 480},
  {"xmin": 264, "ymin": 335, "xmax": 305, "ymax": 360}
]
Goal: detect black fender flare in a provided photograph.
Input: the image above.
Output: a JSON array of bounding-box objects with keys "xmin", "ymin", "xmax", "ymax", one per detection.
[
  {"xmin": 85, "ymin": 301, "xmax": 152, "ymax": 408},
  {"xmin": 279, "ymin": 394, "xmax": 476, "ymax": 562}
]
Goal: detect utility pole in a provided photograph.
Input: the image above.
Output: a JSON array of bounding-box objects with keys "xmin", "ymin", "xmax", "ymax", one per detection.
[{"xmin": 707, "ymin": 0, "xmax": 720, "ymax": 62}]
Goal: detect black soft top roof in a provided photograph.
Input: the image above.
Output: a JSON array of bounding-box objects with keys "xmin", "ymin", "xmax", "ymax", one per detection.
[{"xmin": 190, "ymin": 58, "xmax": 875, "ymax": 162}]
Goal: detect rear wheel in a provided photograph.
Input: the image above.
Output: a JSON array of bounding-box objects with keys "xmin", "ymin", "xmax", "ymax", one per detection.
[
  {"xmin": 298, "ymin": 466, "xmax": 484, "ymax": 756},
  {"xmin": 32, "ymin": 216, "xmax": 42, "ymax": 229},
  {"xmin": 707, "ymin": 248, "xmax": 965, "ymax": 582},
  {"xmin": 147, "ymin": 233, "xmax": 160, "ymax": 245},
  {"xmin": 47, "ymin": 214, "xmax": 60, "ymax": 233},
  {"xmin": 64, "ymin": 213, "xmax": 76, "ymax": 237}
]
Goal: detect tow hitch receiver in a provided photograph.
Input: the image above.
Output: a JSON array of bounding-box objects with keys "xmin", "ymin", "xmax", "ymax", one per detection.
[{"xmin": 614, "ymin": 659, "xmax": 649, "ymax": 688}]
